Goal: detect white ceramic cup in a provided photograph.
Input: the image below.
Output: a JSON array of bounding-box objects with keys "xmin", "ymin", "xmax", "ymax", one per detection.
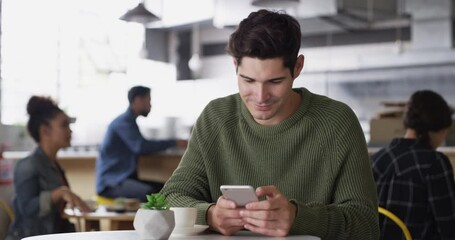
[{"xmin": 170, "ymin": 207, "xmax": 197, "ymax": 228}]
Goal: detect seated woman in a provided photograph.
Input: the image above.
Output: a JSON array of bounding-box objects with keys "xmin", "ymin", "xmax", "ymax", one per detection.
[
  {"xmin": 7, "ymin": 96, "xmax": 90, "ymax": 240},
  {"xmin": 371, "ymin": 90, "xmax": 455, "ymax": 239}
]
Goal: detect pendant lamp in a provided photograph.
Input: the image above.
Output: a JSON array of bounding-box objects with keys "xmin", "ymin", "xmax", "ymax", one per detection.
[{"xmin": 119, "ymin": 2, "xmax": 160, "ymax": 24}]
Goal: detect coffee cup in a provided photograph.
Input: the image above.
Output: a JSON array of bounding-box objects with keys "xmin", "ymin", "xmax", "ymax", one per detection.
[{"xmin": 170, "ymin": 207, "xmax": 197, "ymax": 228}]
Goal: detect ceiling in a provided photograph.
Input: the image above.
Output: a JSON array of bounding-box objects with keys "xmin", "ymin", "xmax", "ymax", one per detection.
[
  {"xmin": 141, "ymin": 0, "xmax": 455, "ymax": 82},
  {"xmin": 143, "ymin": 0, "xmax": 411, "ymax": 36}
]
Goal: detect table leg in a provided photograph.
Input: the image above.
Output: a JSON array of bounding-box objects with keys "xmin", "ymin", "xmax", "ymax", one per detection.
[
  {"xmin": 110, "ymin": 220, "xmax": 134, "ymax": 230},
  {"xmin": 83, "ymin": 219, "xmax": 100, "ymax": 231}
]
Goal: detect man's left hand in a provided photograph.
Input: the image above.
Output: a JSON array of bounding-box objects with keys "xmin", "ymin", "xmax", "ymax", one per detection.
[{"xmin": 240, "ymin": 185, "xmax": 297, "ymax": 237}]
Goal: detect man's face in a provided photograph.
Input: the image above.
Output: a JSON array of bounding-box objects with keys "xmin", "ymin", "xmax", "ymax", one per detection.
[
  {"xmin": 237, "ymin": 56, "xmax": 303, "ymax": 126},
  {"xmin": 137, "ymin": 94, "xmax": 152, "ymax": 117}
]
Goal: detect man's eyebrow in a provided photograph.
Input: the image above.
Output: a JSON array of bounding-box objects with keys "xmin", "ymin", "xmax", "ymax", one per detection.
[
  {"xmin": 239, "ymin": 74, "xmax": 254, "ymax": 81},
  {"xmin": 239, "ymin": 74, "xmax": 286, "ymax": 81}
]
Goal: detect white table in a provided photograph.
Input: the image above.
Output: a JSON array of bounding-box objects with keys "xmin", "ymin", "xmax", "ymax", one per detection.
[{"xmin": 22, "ymin": 230, "xmax": 320, "ymax": 240}]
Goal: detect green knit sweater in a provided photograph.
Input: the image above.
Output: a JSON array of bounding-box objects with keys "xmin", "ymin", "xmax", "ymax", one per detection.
[{"xmin": 161, "ymin": 88, "xmax": 379, "ymax": 239}]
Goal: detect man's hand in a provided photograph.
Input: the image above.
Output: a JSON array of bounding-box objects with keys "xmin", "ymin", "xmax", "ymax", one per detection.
[
  {"xmin": 207, "ymin": 196, "xmax": 245, "ymax": 235},
  {"xmin": 240, "ymin": 185, "xmax": 297, "ymax": 237}
]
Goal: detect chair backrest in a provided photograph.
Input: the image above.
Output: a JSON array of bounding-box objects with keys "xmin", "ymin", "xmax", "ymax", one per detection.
[{"xmin": 378, "ymin": 206, "xmax": 412, "ymax": 240}]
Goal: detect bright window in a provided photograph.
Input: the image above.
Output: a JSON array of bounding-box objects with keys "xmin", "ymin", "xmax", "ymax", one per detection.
[{"xmin": 1, "ymin": 0, "xmax": 151, "ymax": 144}]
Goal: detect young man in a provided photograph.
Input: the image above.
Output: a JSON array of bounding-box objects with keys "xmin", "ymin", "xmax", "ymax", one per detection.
[
  {"xmin": 160, "ymin": 10, "xmax": 379, "ymax": 239},
  {"xmin": 96, "ymin": 86, "xmax": 187, "ymax": 202},
  {"xmin": 372, "ymin": 90, "xmax": 455, "ymax": 239}
]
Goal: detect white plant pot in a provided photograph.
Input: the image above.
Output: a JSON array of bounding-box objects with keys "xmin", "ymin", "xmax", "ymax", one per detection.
[{"xmin": 134, "ymin": 209, "xmax": 175, "ymax": 240}]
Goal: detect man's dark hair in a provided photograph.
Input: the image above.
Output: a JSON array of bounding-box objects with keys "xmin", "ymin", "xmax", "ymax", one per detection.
[
  {"xmin": 226, "ymin": 9, "xmax": 301, "ymax": 77},
  {"xmin": 403, "ymin": 90, "xmax": 453, "ymax": 143},
  {"xmin": 128, "ymin": 86, "xmax": 151, "ymax": 104}
]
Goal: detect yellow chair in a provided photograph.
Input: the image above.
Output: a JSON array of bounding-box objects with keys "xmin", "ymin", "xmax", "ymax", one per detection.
[
  {"xmin": 95, "ymin": 195, "xmax": 116, "ymax": 205},
  {"xmin": 0, "ymin": 200, "xmax": 14, "ymax": 221},
  {"xmin": 378, "ymin": 206, "xmax": 412, "ymax": 240},
  {"xmin": 0, "ymin": 199, "xmax": 14, "ymax": 239}
]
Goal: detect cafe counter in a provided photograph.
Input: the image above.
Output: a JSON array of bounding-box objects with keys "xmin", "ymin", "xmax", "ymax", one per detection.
[{"xmin": 5, "ymin": 147, "xmax": 455, "ymax": 201}]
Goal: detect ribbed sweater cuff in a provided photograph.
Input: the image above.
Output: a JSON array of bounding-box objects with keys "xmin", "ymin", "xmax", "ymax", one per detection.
[
  {"xmin": 291, "ymin": 201, "xmax": 327, "ymax": 237},
  {"xmin": 195, "ymin": 202, "xmax": 215, "ymax": 225}
]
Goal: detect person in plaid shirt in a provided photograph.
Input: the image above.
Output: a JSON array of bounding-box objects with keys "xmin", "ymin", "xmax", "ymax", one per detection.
[{"xmin": 372, "ymin": 90, "xmax": 455, "ymax": 240}]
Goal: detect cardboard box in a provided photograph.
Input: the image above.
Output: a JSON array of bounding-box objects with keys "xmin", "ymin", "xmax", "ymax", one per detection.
[
  {"xmin": 370, "ymin": 119, "xmax": 455, "ymax": 146},
  {"xmin": 370, "ymin": 118, "xmax": 405, "ymax": 146},
  {"xmin": 446, "ymin": 121, "xmax": 455, "ymax": 146}
]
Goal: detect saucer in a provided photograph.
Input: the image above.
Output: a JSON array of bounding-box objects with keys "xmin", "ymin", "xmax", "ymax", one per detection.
[{"xmin": 171, "ymin": 225, "xmax": 209, "ymax": 236}]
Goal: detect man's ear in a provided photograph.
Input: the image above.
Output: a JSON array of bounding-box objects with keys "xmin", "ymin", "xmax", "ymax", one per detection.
[
  {"xmin": 131, "ymin": 96, "xmax": 141, "ymax": 108},
  {"xmin": 293, "ymin": 54, "xmax": 305, "ymax": 79}
]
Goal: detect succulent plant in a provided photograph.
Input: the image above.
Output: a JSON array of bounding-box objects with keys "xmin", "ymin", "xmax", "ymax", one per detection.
[{"xmin": 143, "ymin": 193, "xmax": 169, "ymax": 210}]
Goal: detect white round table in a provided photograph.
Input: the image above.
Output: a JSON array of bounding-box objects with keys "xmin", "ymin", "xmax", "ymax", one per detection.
[{"xmin": 22, "ymin": 230, "xmax": 320, "ymax": 240}]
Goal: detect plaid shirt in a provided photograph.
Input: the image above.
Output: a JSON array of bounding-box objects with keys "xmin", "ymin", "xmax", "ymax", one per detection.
[{"xmin": 372, "ymin": 138, "xmax": 455, "ymax": 240}]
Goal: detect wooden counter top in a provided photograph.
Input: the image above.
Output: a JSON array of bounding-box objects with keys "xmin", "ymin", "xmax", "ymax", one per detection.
[
  {"xmin": 4, "ymin": 147, "xmax": 186, "ymax": 160},
  {"xmin": 6, "ymin": 146, "xmax": 455, "ymax": 160}
]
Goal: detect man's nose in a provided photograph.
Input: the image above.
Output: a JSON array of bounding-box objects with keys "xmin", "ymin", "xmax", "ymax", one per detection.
[{"xmin": 256, "ymin": 84, "xmax": 269, "ymax": 103}]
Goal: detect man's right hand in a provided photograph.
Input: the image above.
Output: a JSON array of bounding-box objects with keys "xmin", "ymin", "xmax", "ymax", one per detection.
[{"xmin": 207, "ymin": 196, "xmax": 245, "ymax": 235}]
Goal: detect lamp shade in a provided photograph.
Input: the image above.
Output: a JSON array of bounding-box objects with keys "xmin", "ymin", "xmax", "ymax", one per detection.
[
  {"xmin": 119, "ymin": 3, "xmax": 160, "ymax": 24},
  {"xmin": 251, "ymin": 0, "xmax": 300, "ymax": 9}
]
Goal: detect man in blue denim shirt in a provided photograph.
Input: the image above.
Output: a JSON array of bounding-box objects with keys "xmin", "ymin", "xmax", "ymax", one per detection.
[{"xmin": 96, "ymin": 86, "xmax": 187, "ymax": 202}]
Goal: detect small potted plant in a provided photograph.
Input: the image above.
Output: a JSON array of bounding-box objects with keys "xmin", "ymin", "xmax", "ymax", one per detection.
[{"xmin": 133, "ymin": 193, "xmax": 175, "ymax": 240}]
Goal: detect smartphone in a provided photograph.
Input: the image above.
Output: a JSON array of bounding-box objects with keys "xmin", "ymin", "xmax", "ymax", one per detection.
[{"xmin": 220, "ymin": 185, "xmax": 258, "ymax": 207}]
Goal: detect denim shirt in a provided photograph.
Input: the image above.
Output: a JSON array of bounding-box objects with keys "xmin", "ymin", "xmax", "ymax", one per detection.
[
  {"xmin": 7, "ymin": 147, "xmax": 74, "ymax": 240},
  {"xmin": 95, "ymin": 107, "xmax": 177, "ymax": 194}
]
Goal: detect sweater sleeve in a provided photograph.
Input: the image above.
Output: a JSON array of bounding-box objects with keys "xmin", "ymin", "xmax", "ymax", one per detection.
[
  {"xmin": 290, "ymin": 105, "xmax": 379, "ymax": 240},
  {"xmin": 160, "ymin": 108, "xmax": 217, "ymax": 225}
]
